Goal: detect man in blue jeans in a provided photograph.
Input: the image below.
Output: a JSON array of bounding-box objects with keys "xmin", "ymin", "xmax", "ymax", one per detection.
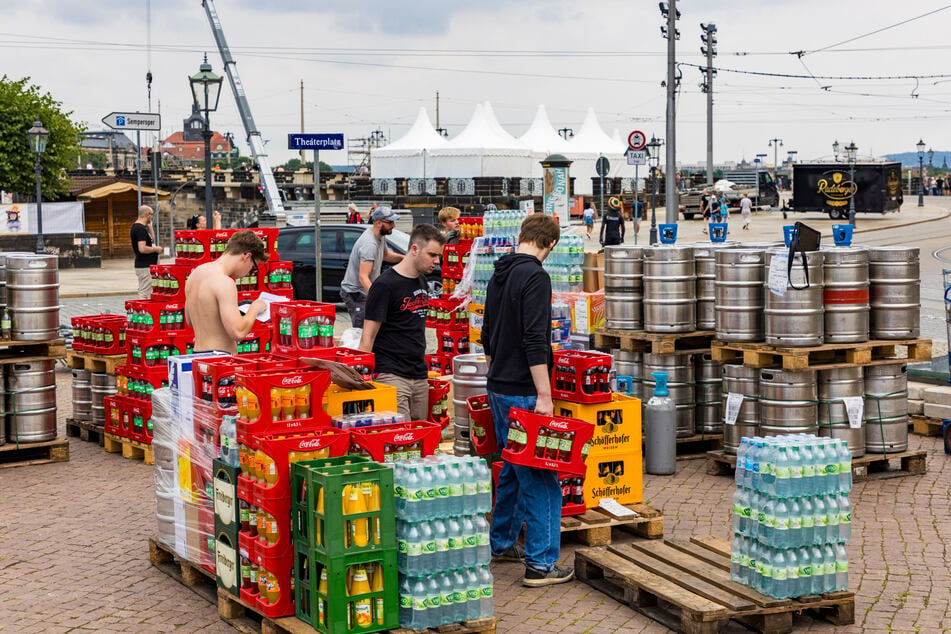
[{"xmin": 481, "ymin": 212, "xmax": 573, "ymax": 587}]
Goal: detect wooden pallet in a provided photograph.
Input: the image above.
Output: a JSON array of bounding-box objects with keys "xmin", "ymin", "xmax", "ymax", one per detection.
[
  {"xmin": 66, "ymin": 349, "xmax": 126, "ymax": 374},
  {"xmin": 65, "ymin": 418, "xmax": 106, "ymax": 446},
  {"xmin": 575, "ymin": 536, "xmax": 854, "ymax": 634},
  {"xmin": 707, "ymin": 448, "xmax": 927, "ymax": 483},
  {"xmin": 561, "ymin": 503, "xmax": 664, "ymax": 546},
  {"xmin": 104, "ymin": 432, "xmax": 154, "ymax": 465},
  {"xmin": 710, "ymin": 338, "xmax": 932, "ymax": 371},
  {"xmin": 910, "ymin": 415, "xmax": 943, "ymax": 437},
  {"xmin": 595, "ymin": 329, "xmax": 716, "ymax": 355},
  {"xmin": 677, "ymin": 434, "xmax": 723, "ymax": 461},
  {"xmin": 0, "ymin": 436, "xmax": 69, "ymax": 468},
  {"xmin": 0, "ymin": 338, "xmax": 66, "ymax": 363},
  {"xmin": 150, "ymin": 536, "xmax": 497, "ymax": 634}
]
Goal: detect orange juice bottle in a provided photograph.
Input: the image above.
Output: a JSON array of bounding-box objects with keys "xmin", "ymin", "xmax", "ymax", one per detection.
[
  {"xmin": 347, "ymin": 484, "xmax": 369, "ymax": 547},
  {"xmin": 246, "ymin": 390, "xmax": 261, "ymax": 421},
  {"xmin": 266, "ymin": 570, "xmax": 281, "ymax": 605},
  {"xmin": 256, "ymin": 508, "xmax": 267, "ymax": 540},
  {"xmin": 269, "ymin": 388, "xmax": 282, "ymax": 422},
  {"xmin": 316, "ymin": 486, "xmax": 324, "ymax": 546},
  {"xmin": 257, "ymin": 566, "xmax": 268, "ymax": 597},
  {"xmin": 371, "ymin": 562, "xmax": 385, "ymax": 625},
  {"xmin": 238, "ymin": 443, "xmax": 250, "ymax": 477},
  {"xmin": 363, "ymin": 481, "xmax": 381, "ymax": 545},
  {"xmin": 268, "ymin": 514, "xmax": 279, "ymax": 545},
  {"xmin": 294, "ymin": 385, "xmax": 311, "ymax": 418},
  {"xmin": 280, "ymin": 388, "xmax": 296, "ymax": 420},
  {"xmin": 317, "ymin": 566, "xmax": 328, "ymax": 625},
  {"xmin": 235, "ymin": 386, "xmax": 247, "ymax": 419},
  {"xmin": 349, "ymin": 566, "xmax": 373, "ymax": 627},
  {"xmin": 253, "ymin": 449, "xmax": 267, "ymax": 482},
  {"xmin": 264, "ymin": 453, "xmax": 278, "ymax": 487}
]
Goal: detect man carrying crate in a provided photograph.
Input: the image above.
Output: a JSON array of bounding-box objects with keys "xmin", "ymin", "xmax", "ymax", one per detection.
[{"xmin": 482, "ymin": 212, "xmax": 574, "ymax": 587}]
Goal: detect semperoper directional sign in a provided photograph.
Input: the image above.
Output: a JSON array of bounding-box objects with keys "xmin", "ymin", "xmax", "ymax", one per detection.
[
  {"xmin": 627, "ymin": 130, "xmax": 647, "ymax": 151},
  {"xmin": 288, "ymin": 133, "xmax": 344, "ymax": 151},
  {"xmin": 102, "ymin": 112, "xmax": 161, "ymax": 131}
]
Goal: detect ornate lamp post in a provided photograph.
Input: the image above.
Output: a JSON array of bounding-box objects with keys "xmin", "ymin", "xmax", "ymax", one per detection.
[
  {"xmin": 917, "ymin": 139, "xmax": 926, "ymax": 207},
  {"xmin": 25, "ymin": 120, "xmax": 50, "ymax": 254},
  {"xmin": 832, "ymin": 139, "xmax": 840, "ymax": 162},
  {"xmin": 845, "ymin": 141, "xmax": 858, "ymax": 226},
  {"xmin": 647, "ymin": 135, "xmax": 663, "ymax": 245},
  {"xmin": 189, "ymin": 54, "xmax": 223, "ymax": 227}
]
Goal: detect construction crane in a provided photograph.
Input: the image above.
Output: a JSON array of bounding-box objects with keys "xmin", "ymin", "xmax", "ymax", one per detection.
[{"xmin": 201, "ymin": 0, "xmax": 285, "ymax": 219}]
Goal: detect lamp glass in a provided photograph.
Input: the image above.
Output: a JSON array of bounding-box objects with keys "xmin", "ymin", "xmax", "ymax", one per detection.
[
  {"xmin": 27, "ymin": 121, "xmax": 49, "ymax": 155},
  {"xmin": 917, "ymin": 139, "xmax": 926, "ymax": 155}
]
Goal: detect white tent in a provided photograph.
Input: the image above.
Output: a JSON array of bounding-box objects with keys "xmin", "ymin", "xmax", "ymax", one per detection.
[
  {"xmin": 369, "ymin": 107, "xmax": 446, "ymax": 178},
  {"xmin": 564, "ymin": 107, "xmax": 631, "ymax": 194},
  {"xmin": 519, "ymin": 105, "xmax": 571, "ymax": 178},
  {"xmin": 426, "ymin": 103, "xmax": 533, "ymax": 178}
]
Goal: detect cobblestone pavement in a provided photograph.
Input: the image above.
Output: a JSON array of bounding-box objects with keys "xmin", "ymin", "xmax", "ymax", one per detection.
[{"xmin": 0, "ymin": 367, "xmax": 947, "ymax": 633}]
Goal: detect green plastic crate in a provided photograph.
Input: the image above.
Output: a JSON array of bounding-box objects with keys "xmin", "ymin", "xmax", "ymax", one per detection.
[
  {"xmin": 291, "ymin": 457, "xmax": 396, "ymax": 558},
  {"xmin": 294, "ymin": 544, "xmax": 399, "ymax": 633}
]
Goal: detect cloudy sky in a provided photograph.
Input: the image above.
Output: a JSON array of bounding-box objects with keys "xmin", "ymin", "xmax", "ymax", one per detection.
[{"xmin": 3, "ymin": 1, "xmax": 950, "ymax": 169}]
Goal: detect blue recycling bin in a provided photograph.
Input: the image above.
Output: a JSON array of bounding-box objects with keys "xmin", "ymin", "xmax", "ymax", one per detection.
[
  {"xmin": 783, "ymin": 225, "xmax": 798, "ymax": 247},
  {"xmin": 708, "ymin": 223, "xmax": 728, "ymax": 242},
  {"xmin": 659, "ymin": 223, "xmax": 678, "ymax": 244},
  {"xmin": 832, "ymin": 224, "xmax": 853, "ymax": 246}
]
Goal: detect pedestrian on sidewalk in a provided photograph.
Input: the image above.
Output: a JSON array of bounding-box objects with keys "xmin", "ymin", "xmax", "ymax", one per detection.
[
  {"xmin": 359, "ymin": 224, "xmax": 445, "ymax": 421},
  {"xmin": 131, "ymin": 205, "xmax": 162, "ymax": 299},
  {"xmin": 482, "ymin": 212, "xmax": 574, "ymax": 588},
  {"xmin": 740, "ymin": 193, "xmax": 753, "ymax": 230},
  {"xmin": 583, "ymin": 203, "xmax": 595, "ymax": 239},
  {"xmin": 339, "ymin": 206, "xmax": 404, "ymax": 328},
  {"xmin": 600, "ymin": 197, "xmax": 625, "ymax": 246}
]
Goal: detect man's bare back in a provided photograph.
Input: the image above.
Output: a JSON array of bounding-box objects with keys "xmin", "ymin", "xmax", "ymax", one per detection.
[{"xmin": 185, "ymin": 259, "xmax": 264, "ymax": 354}]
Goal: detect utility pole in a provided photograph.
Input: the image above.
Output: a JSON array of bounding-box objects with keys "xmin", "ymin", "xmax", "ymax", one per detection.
[
  {"xmin": 700, "ymin": 23, "xmax": 717, "ymax": 185},
  {"xmin": 660, "ymin": 1, "xmax": 680, "ymax": 224},
  {"xmin": 300, "ymin": 80, "xmax": 306, "ymax": 164},
  {"xmin": 435, "ymin": 91, "xmax": 448, "ymax": 137}
]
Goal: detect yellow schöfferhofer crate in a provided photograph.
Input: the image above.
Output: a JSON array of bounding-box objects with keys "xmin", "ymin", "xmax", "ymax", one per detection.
[
  {"xmin": 554, "ymin": 393, "xmax": 642, "ymax": 457},
  {"xmin": 583, "ymin": 451, "xmax": 643, "ymax": 508},
  {"xmin": 322, "ymin": 381, "xmax": 398, "ymax": 417}
]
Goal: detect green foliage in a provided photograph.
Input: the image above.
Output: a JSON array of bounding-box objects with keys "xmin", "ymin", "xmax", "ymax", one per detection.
[
  {"xmin": 0, "ymin": 76, "xmax": 84, "ymax": 197},
  {"xmin": 79, "ymin": 150, "xmax": 107, "ymax": 170},
  {"xmin": 282, "ymin": 158, "xmax": 303, "ymax": 171},
  {"xmin": 319, "ymin": 160, "xmax": 333, "ymax": 173}
]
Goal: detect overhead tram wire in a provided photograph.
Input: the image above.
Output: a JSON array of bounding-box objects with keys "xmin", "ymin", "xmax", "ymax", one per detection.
[{"xmin": 795, "ymin": 5, "xmax": 951, "ymax": 57}]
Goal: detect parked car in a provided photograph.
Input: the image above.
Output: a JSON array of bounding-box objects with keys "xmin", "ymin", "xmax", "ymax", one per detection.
[{"xmin": 277, "ymin": 224, "xmax": 441, "ymax": 302}]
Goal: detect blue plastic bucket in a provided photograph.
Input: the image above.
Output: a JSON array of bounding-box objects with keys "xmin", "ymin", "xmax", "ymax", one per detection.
[
  {"xmin": 783, "ymin": 225, "xmax": 798, "ymax": 247},
  {"xmin": 832, "ymin": 224, "xmax": 853, "ymax": 246},
  {"xmin": 709, "ymin": 223, "xmax": 728, "ymax": 242},
  {"xmin": 659, "ymin": 223, "xmax": 678, "ymax": 244}
]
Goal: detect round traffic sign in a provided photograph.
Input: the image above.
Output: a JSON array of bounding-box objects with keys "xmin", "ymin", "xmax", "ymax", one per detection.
[
  {"xmin": 628, "ymin": 130, "xmax": 647, "ymax": 151},
  {"xmin": 596, "ymin": 156, "xmax": 611, "ymax": 177}
]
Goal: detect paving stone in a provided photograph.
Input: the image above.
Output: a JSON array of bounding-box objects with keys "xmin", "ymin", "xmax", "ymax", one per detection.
[{"xmin": 922, "ymin": 384, "xmax": 951, "ymax": 405}]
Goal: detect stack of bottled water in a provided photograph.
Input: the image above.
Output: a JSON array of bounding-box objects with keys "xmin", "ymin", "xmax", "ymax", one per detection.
[
  {"xmin": 543, "ymin": 234, "xmax": 585, "ymax": 294},
  {"xmin": 469, "ymin": 237, "xmax": 515, "ymax": 304},
  {"xmin": 483, "ymin": 207, "xmax": 529, "ymax": 239},
  {"xmin": 730, "ymin": 434, "xmax": 852, "ymax": 599},
  {"xmin": 393, "ymin": 455, "xmax": 494, "ymax": 629}
]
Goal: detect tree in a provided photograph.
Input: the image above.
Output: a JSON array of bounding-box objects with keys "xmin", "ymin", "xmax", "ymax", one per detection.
[{"xmin": 0, "ymin": 76, "xmax": 84, "ymax": 198}]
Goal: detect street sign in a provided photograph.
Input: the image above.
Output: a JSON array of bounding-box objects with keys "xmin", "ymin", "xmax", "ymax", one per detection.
[
  {"xmin": 101, "ymin": 112, "xmax": 161, "ymax": 131},
  {"xmin": 596, "ymin": 156, "xmax": 611, "ymax": 177},
  {"xmin": 627, "ymin": 130, "xmax": 647, "ymax": 151},
  {"xmin": 625, "ymin": 149, "xmax": 647, "ymax": 166},
  {"xmin": 287, "ymin": 133, "xmax": 344, "ymax": 151}
]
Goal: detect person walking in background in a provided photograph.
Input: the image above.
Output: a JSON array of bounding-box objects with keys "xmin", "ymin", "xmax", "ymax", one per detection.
[
  {"xmin": 359, "ymin": 224, "xmax": 445, "ymax": 420},
  {"xmin": 346, "ymin": 202, "xmax": 363, "ymax": 224},
  {"xmin": 583, "ymin": 203, "xmax": 595, "ymax": 239},
  {"xmin": 438, "ymin": 206, "xmax": 461, "ymax": 245},
  {"xmin": 339, "ymin": 206, "xmax": 403, "ymax": 328},
  {"xmin": 131, "ymin": 205, "xmax": 162, "ymax": 299},
  {"xmin": 482, "ymin": 212, "xmax": 574, "ymax": 588},
  {"xmin": 187, "ymin": 210, "xmax": 222, "ymax": 230},
  {"xmin": 599, "ymin": 197, "xmax": 625, "ymax": 246},
  {"xmin": 718, "ymin": 193, "xmax": 730, "ymax": 222},
  {"xmin": 740, "ymin": 192, "xmax": 753, "ymax": 230}
]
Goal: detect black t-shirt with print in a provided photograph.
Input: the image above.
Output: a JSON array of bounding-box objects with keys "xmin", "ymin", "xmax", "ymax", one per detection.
[{"xmin": 364, "ymin": 268, "xmax": 430, "ymax": 379}]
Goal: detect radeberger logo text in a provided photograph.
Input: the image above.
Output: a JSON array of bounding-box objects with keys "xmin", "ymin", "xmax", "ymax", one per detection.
[{"xmin": 816, "ymin": 171, "xmax": 856, "ymax": 207}]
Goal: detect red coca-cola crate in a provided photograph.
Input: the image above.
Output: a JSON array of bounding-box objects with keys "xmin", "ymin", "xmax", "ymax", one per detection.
[
  {"xmin": 500, "ymin": 408, "xmax": 594, "ymax": 476},
  {"xmin": 126, "ymin": 333, "xmax": 177, "ymax": 369},
  {"xmin": 457, "ymin": 216, "xmax": 483, "ymax": 240},
  {"xmin": 237, "ymin": 495, "xmax": 295, "ymax": 562},
  {"xmin": 71, "ymin": 315, "xmax": 126, "ymax": 354},
  {"xmin": 262, "ymin": 260, "xmax": 294, "ymax": 294},
  {"xmin": 551, "ymin": 350, "xmax": 613, "ymax": 405},
  {"xmin": 249, "ymin": 227, "xmax": 280, "ymax": 260},
  {"xmin": 194, "ymin": 356, "xmax": 258, "ymax": 412},
  {"xmin": 175, "ymin": 229, "xmax": 237, "ymax": 264},
  {"xmin": 172, "ymin": 333, "xmax": 196, "ymax": 357},
  {"xmin": 467, "ymin": 394, "xmax": 497, "ymax": 455},
  {"xmin": 491, "ymin": 461, "xmax": 586, "ymax": 517},
  {"xmin": 126, "ymin": 398, "xmax": 154, "ymax": 444},
  {"xmin": 149, "ymin": 264, "xmax": 191, "ymax": 302},
  {"xmin": 428, "ymin": 379, "xmax": 451, "ymax": 429},
  {"xmin": 440, "ymin": 244, "xmax": 469, "ymax": 280},
  {"xmin": 335, "ymin": 348, "xmax": 375, "ymax": 380},
  {"xmin": 348, "ymin": 421, "xmax": 442, "ymax": 463},
  {"xmin": 125, "ymin": 365, "xmax": 168, "ymax": 401},
  {"xmin": 125, "ymin": 299, "xmax": 191, "ymax": 335},
  {"xmin": 426, "ymin": 297, "xmax": 467, "ymax": 328},
  {"xmin": 435, "ymin": 326, "xmax": 469, "ymax": 357},
  {"xmin": 70, "ymin": 316, "xmax": 87, "ymax": 351},
  {"xmin": 425, "ymin": 353, "xmax": 453, "ymax": 376},
  {"xmin": 235, "ymin": 368, "xmax": 332, "ymax": 441},
  {"xmin": 271, "ymin": 301, "xmax": 336, "ymax": 356},
  {"xmin": 239, "ymin": 321, "xmax": 274, "ymax": 355},
  {"xmin": 239, "ymin": 553, "xmax": 295, "ymax": 618},
  {"xmin": 104, "ymin": 394, "xmax": 123, "ymax": 436}
]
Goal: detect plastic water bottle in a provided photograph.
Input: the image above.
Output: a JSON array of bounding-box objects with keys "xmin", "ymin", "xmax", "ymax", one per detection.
[
  {"xmin": 465, "ymin": 568, "xmax": 481, "ymax": 620},
  {"xmin": 438, "ymin": 572, "xmax": 455, "ymax": 625},
  {"xmin": 401, "ymin": 521, "xmax": 422, "ymax": 575},
  {"xmin": 812, "ymin": 441, "xmax": 829, "ymax": 495},
  {"xmin": 761, "ymin": 495, "xmax": 775, "ymax": 545},
  {"xmin": 473, "ymin": 514, "xmax": 491, "ymax": 564},
  {"xmin": 425, "ymin": 575, "xmax": 442, "ymax": 627},
  {"xmin": 419, "ymin": 521, "xmax": 436, "ymax": 574},
  {"xmin": 838, "ymin": 493, "xmax": 852, "ymax": 542},
  {"xmin": 446, "ymin": 460, "xmax": 464, "ymax": 508},
  {"xmin": 787, "ymin": 496, "xmax": 803, "ymax": 547},
  {"xmin": 812, "ymin": 495, "xmax": 828, "ymax": 545},
  {"xmin": 825, "ymin": 494, "xmax": 840, "ymax": 543},
  {"xmin": 750, "ymin": 441, "xmax": 764, "ymax": 490},
  {"xmin": 835, "ymin": 543, "xmax": 849, "ymax": 591},
  {"xmin": 789, "ymin": 443, "xmax": 804, "ymax": 497},
  {"xmin": 809, "ymin": 545, "xmax": 824, "ymax": 594},
  {"xmin": 451, "ymin": 569, "xmax": 469, "ymax": 623},
  {"xmin": 404, "ymin": 466, "xmax": 422, "ymax": 521},
  {"xmin": 837, "ymin": 440, "xmax": 852, "ymax": 492},
  {"xmin": 760, "ymin": 441, "xmax": 776, "ymax": 496},
  {"xmin": 785, "ymin": 547, "xmax": 801, "ymax": 598},
  {"xmin": 445, "ymin": 516, "xmax": 463, "ymax": 569},
  {"xmin": 799, "ymin": 496, "xmax": 815, "ymax": 546},
  {"xmin": 432, "ymin": 519, "xmax": 450, "ymax": 570},
  {"xmin": 730, "ymin": 534, "xmax": 743, "ymax": 581},
  {"xmin": 399, "ymin": 576, "xmax": 413, "ymax": 628},
  {"xmin": 774, "ymin": 497, "xmax": 790, "ymax": 549},
  {"xmin": 735, "ymin": 439, "xmax": 750, "ymax": 487},
  {"xmin": 459, "ymin": 458, "xmax": 477, "ymax": 509},
  {"xmin": 421, "ymin": 465, "xmax": 437, "ymax": 520},
  {"xmin": 772, "ymin": 548, "xmax": 788, "ymax": 598},
  {"xmin": 411, "ymin": 577, "xmax": 429, "ymax": 629},
  {"xmin": 773, "ymin": 445, "xmax": 791, "ymax": 498},
  {"xmin": 821, "ymin": 544, "xmax": 837, "ymax": 593},
  {"xmin": 800, "ymin": 439, "xmax": 816, "ymax": 496},
  {"xmin": 732, "ymin": 487, "xmax": 746, "ymax": 535},
  {"xmin": 219, "ymin": 415, "xmax": 238, "ymax": 466},
  {"xmin": 477, "ymin": 566, "xmax": 494, "ymax": 618}
]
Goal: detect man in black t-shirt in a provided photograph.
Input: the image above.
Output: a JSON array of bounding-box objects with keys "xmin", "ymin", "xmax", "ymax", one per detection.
[
  {"xmin": 359, "ymin": 224, "xmax": 445, "ymax": 420},
  {"xmin": 130, "ymin": 205, "xmax": 162, "ymax": 299}
]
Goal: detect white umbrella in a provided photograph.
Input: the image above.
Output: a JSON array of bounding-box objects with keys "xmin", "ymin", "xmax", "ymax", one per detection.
[{"xmin": 713, "ymin": 179, "xmax": 736, "ymax": 192}]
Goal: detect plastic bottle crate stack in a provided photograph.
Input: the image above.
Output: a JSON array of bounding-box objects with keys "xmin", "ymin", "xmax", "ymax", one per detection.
[
  {"xmin": 70, "ymin": 315, "xmax": 126, "ymax": 354},
  {"xmin": 393, "ymin": 456, "xmax": 495, "ymax": 630},
  {"xmin": 730, "ymin": 434, "xmax": 853, "ymax": 599},
  {"xmin": 292, "ymin": 456, "xmax": 399, "ymax": 633}
]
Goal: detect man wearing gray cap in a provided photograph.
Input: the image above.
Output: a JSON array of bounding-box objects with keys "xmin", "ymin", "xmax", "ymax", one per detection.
[{"xmin": 340, "ymin": 205, "xmax": 403, "ymax": 328}]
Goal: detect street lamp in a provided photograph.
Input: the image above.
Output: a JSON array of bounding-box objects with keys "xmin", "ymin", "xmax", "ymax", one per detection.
[
  {"xmin": 845, "ymin": 141, "xmax": 858, "ymax": 226},
  {"xmin": 189, "ymin": 54, "xmax": 223, "ymax": 228},
  {"xmin": 557, "ymin": 127, "xmax": 574, "ymax": 140},
  {"xmin": 917, "ymin": 139, "xmax": 926, "ymax": 207},
  {"xmin": 928, "ymin": 147, "xmax": 934, "ymax": 169},
  {"xmin": 25, "ymin": 120, "xmax": 49, "ymax": 254},
  {"xmin": 768, "ymin": 138, "xmax": 783, "ymax": 169},
  {"xmin": 646, "ymin": 135, "xmax": 663, "ymax": 245},
  {"xmin": 832, "ymin": 139, "xmax": 840, "ymax": 162}
]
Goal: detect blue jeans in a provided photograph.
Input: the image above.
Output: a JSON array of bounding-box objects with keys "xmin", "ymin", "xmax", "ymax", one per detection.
[{"xmin": 487, "ymin": 390, "xmax": 562, "ymax": 572}]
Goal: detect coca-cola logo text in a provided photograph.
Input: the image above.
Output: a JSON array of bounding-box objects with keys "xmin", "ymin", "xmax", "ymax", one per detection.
[
  {"xmin": 281, "ymin": 376, "xmax": 305, "ymax": 386},
  {"xmin": 393, "ymin": 433, "xmax": 416, "ymax": 443},
  {"xmin": 298, "ymin": 438, "xmax": 325, "ymax": 450}
]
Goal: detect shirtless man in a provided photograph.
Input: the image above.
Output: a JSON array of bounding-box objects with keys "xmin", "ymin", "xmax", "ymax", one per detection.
[{"xmin": 184, "ymin": 229, "xmax": 269, "ymax": 354}]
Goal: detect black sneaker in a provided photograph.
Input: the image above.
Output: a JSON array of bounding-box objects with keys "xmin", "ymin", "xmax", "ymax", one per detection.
[
  {"xmin": 523, "ymin": 564, "xmax": 574, "ymax": 587},
  {"xmin": 491, "ymin": 543, "xmax": 525, "ymax": 562}
]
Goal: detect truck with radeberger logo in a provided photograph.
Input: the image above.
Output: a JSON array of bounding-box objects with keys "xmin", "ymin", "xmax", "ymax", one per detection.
[{"xmin": 782, "ymin": 161, "xmax": 903, "ymax": 220}]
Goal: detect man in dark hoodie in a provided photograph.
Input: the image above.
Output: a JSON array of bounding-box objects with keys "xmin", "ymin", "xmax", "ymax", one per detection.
[{"xmin": 481, "ymin": 212, "xmax": 574, "ymax": 587}]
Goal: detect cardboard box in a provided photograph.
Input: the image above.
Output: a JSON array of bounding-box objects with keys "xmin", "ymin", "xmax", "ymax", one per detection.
[
  {"xmin": 555, "ymin": 393, "xmax": 642, "ymax": 457},
  {"xmin": 583, "ymin": 251, "xmax": 605, "ymax": 292},
  {"xmin": 554, "ymin": 291, "xmax": 606, "ymax": 336},
  {"xmin": 583, "ymin": 451, "xmax": 643, "ymax": 508},
  {"xmin": 168, "ymin": 351, "xmax": 230, "ymax": 440}
]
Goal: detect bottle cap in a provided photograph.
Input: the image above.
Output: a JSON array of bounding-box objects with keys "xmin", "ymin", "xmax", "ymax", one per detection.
[{"xmin": 650, "ymin": 372, "xmax": 669, "ymax": 397}]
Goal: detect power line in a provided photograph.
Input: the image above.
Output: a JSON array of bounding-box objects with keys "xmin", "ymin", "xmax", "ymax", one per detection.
[
  {"xmin": 678, "ymin": 62, "xmax": 951, "ymax": 82},
  {"xmin": 797, "ymin": 5, "xmax": 951, "ymax": 56}
]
